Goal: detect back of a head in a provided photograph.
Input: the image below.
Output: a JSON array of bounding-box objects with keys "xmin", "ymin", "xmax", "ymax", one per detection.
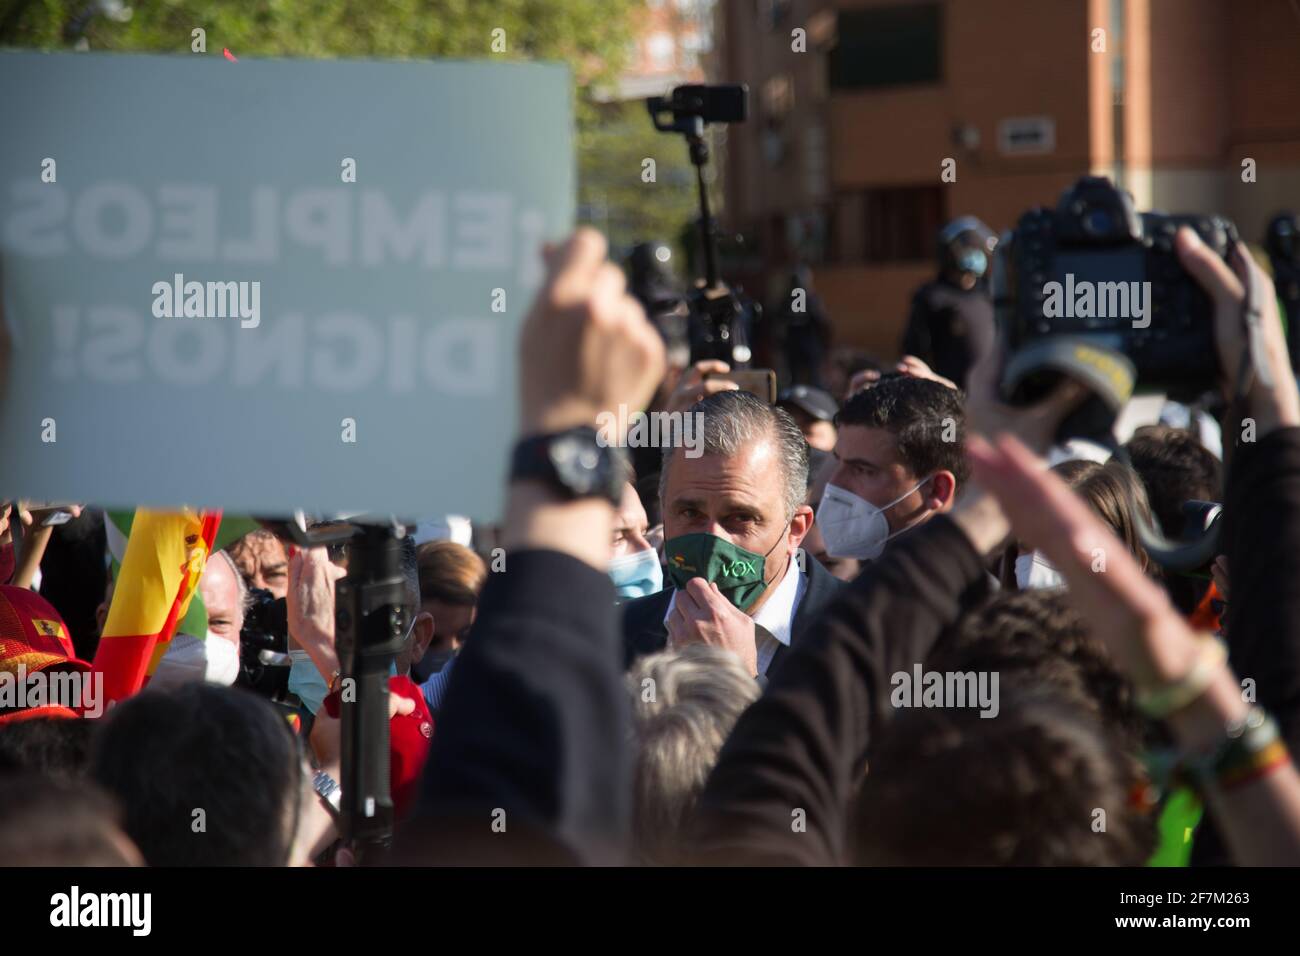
[
  {"xmin": 933, "ymin": 589, "xmax": 1147, "ymax": 758},
  {"xmin": 626, "ymin": 646, "xmax": 761, "ymax": 864},
  {"xmin": 417, "ymin": 539, "xmax": 487, "ymax": 608},
  {"xmin": 1074, "ymin": 460, "xmax": 1158, "ymax": 575},
  {"xmin": 1124, "ymin": 428, "xmax": 1222, "ymax": 541},
  {"xmin": 1050, "ymin": 457, "xmax": 1103, "ymax": 489},
  {"xmin": 836, "ymin": 376, "xmax": 970, "ymax": 486},
  {"xmin": 0, "ymin": 773, "xmax": 140, "ymax": 866},
  {"xmin": 0, "ymin": 715, "xmax": 97, "ymax": 785},
  {"xmin": 853, "ymin": 680, "xmax": 1151, "ymax": 866},
  {"xmin": 90, "ymin": 683, "xmax": 299, "ymax": 866}
]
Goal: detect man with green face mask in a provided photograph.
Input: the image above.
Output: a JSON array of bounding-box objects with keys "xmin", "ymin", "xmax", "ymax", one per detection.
[{"xmin": 622, "ymin": 390, "xmax": 847, "ymax": 679}]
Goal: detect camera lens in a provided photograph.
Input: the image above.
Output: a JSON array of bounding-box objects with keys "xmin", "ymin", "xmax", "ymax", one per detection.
[{"xmin": 1084, "ymin": 209, "xmax": 1113, "ymax": 237}]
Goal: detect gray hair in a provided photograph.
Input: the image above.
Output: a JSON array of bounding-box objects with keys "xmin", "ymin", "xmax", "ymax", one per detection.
[
  {"xmin": 658, "ymin": 390, "xmax": 810, "ymax": 521},
  {"xmin": 625, "ymin": 645, "xmax": 762, "ymax": 865},
  {"xmin": 212, "ymin": 549, "xmax": 250, "ymax": 623}
]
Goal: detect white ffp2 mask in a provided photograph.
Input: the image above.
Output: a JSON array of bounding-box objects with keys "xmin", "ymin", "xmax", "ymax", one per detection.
[
  {"xmin": 815, "ymin": 476, "xmax": 932, "ymax": 561},
  {"xmin": 148, "ymin": 631, "xmax": 241, "ymax": 689},
  {"xmin": 1014, "ymin": 552, "xmax": 1065, "ymax": 590}
]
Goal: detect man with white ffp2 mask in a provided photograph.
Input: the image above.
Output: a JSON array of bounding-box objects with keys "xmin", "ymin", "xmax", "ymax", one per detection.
[
  {"xmin": 817, "ymin": 376, "xmax": 967, "ymax": 561},
  {"xmin": 149, "ymin": 550, "xmax": 246, "ymax": 689}
]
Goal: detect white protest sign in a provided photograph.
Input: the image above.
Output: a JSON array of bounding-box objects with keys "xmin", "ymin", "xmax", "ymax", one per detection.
[{"xmin": 0, "ymin": 52, "xmax": 573, "ymax": 519}]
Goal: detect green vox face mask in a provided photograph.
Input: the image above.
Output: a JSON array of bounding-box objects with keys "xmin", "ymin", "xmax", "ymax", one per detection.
[{"xmin": 663, "ymin": 531, "xmax": 785, "ymax": 613}]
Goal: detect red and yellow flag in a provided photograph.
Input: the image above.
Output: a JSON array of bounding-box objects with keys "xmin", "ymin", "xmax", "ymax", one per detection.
[{"xmin": 92, "ymin": 509, "xmax": 222, "ymax": 707}]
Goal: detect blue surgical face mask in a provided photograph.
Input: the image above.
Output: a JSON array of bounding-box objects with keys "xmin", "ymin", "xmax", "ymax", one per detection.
[
  {"xmin": 290, "ymin": 615, "xmax": 412, "ymax": 713},
  {"xmin": 288, "ymin": 650, "xmax": 329, "ymax": 715},
  {"xmin": 957, "ymin": 248, "xmax": 987, "ymax": 277},
  {"xmin": 609, "ymin": 546, "xmax": 664, "ymax": 600}
]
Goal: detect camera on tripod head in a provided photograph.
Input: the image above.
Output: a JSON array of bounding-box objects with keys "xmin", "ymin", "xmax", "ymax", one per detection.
[
  {"xmin": 646, "ymin": 84, "xmax": 760, "ymax": 367},
  {"xmin": 647, "ymin": 84, "xmax": 747, "ymax": 128},
  {"xmin": 994, "ymin": 176, "xmax": 1238, "ymax": 437}
]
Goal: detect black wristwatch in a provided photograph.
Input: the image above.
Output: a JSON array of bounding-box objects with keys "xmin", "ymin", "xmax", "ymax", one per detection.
[{"xmin": 510, "ymin": 426, "xmax": 626, "ymax": 505}]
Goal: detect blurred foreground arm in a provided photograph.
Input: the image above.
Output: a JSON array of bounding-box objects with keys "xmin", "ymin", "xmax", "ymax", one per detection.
[
  {"xmin": 971, "ymin": 432, "xmax": 1300, "ymax": 866},
  {"xmin": 401, "ymin": 229, "xmax": 664, "ymax": 865}
]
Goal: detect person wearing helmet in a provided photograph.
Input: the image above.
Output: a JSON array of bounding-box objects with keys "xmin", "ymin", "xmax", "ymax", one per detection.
[{"xmin": 899, "ymin": 216, "xmax": 999, "ymax": 388}]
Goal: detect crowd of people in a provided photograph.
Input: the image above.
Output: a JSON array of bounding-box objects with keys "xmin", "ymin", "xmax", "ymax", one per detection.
[{"xmin": 2, "ymin": 215, "xmax": 1300, "ymax": 868}]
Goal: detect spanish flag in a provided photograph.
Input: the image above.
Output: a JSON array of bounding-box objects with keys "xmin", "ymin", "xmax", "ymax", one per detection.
[
  {"xmin": 104, "ymin": 511, "xmax": 258, "ymax": 642},
  {"xmin": 92, "ymin": 509, "xmax": 222, "ymax": 706}
]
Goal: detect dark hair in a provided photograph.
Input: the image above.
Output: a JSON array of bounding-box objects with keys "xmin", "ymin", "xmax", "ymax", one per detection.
[
  {"xmin": 90, "ymin": 684, "xmax": 300, "ymax": 866},
  {"xmin": 0, "ymin": 715, "xmax": 97, "ymax": 785},
  {"xmin": 1124, "ymin": 428, "xmax": 1223, "ymax": 612},
  {"xmin": 852, "ymin": 679, "xmax": 1152, "ymax": 865},
  {"xmin": 835, "ymin": 376, "xmax": 969, "ymax": 486},
  {"xmin": 1124, "ymin": 427, "xmax": 1222, "ymax": 539},
  {"xmin": 806, "ymin": 447, "xmax": 833, "ymax": 498},
  {"xmin": 0, "ymin": 773, "xmax": 138, "ymax": 866},
  {"xmin": 932, "ymin": 589, "xmax": 1148, "ymax": 756}
]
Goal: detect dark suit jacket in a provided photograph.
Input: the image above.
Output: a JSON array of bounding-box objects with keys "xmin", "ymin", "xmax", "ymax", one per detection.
[{"xmin": 621, "ymin": 552, "xmax": 847, "ymax": 674}]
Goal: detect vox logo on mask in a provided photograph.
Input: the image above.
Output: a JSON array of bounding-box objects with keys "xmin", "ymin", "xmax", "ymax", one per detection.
[{"xmin": 663, "ymin": 532, "xmax": 784, "ymax": 613}]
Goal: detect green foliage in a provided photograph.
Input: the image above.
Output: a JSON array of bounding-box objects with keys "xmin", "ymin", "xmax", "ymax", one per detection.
[
  {"xmin": 1, "ymin": 1, "xmax": 694, "ymax": 264},
  {"xmin": 578, "ymin": 100, "xmax": 700, "ymax": 268},
  {"xmin": 3, "ymin": 0, "xmax": 637, "ymax": 92}
]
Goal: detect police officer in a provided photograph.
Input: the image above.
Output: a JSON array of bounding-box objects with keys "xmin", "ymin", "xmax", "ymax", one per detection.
[{"xmin": 900, "ymin": 216, "xmax": 998, "ymax": 388}]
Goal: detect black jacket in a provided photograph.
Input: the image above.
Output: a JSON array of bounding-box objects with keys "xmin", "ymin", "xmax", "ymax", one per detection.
[
  {"xmin": 620, "ymin": 552, "xmax": 847, "ymax": 674},
  {"xmin": 900, "ymin": 280, "xmax": 994, "ymax": 389},
  {"xmin": 689, "ymin": 516, "xmax": 993, "ymax": 865},
  {"xmin": 403, "ymin": 550, "xmax": 629, "ymax": 865},
  {"xmin": 1192, "ymin": 426, "xmax": 1300, "ymax": 866}
]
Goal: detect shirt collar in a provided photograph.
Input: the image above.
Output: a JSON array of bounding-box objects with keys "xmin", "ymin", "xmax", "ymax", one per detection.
[{"xmin": 753, "ymin": 555, "xmax": 805, "ymax": 647}]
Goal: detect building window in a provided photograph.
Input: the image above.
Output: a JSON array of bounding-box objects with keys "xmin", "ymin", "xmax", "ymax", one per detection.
[
  {"xmin": 832, "ymin": 185, "xmax": 944, "ymax": 263},
  {"xmin": 828, "ymin": 4, "xmax": 942, "ymax": 91}
]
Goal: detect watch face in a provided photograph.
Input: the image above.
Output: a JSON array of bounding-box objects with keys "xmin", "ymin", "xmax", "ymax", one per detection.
[{"xmin": 550, "ymin": 432, "xmax": 606, "ymax": 496}]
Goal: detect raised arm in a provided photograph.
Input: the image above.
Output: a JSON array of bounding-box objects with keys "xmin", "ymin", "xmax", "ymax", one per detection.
[{"xmin": 403, "ymin": 229, "xmax": 664, "ymax": 865}]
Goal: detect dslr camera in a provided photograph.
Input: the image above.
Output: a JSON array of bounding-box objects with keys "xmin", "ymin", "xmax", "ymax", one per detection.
[
  {"xmin": 994, "ymin": 176, "xmax": 1238, "ymax": 423},
  {"xmin": 238, "ymin": 586, "xmax": 291, "ymax": 700}
]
